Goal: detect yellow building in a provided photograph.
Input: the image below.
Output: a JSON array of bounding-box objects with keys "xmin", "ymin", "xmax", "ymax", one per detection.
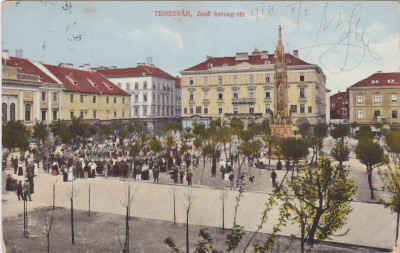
[
  {"xmin": 348, "ymin": 72, "xmax": 400, "ymax": 128},
  {"xmin": 180, "ymin": 46, "xmax": 327, "ymax": 127},
  {"xmin": 2, "ymin": 52, "xmax": 63, "ymax": 128},
  {"xmin": 43, "ymin": 63, "xmax": 131, "ymax": 121}
]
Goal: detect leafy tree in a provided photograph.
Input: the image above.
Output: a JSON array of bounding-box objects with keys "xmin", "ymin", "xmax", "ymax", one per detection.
[
  {"xmin": 330, "ymin": 124, "xmax": 350, "ymax": 144},
  {"xmin": 69, "ymin": 116, "xmax": 86, "ymax": 137},
  {"xmin": 131, "ymin": 142, "xmax": 142, "ymax": 170},
  {"xmin": 354, "ymin": 125, "xmax": 374, "ymax": 142},
  {"xmin": 49, "ymin": 120, "xmax": 73, "ymax": 144},
  {"xmin": 384, "ymin": 130, "xmax": 400, "ymax": 161},
  {"xmin": 278, "ymin": 137, "xmax": 309, "ymax": 167},
  {"xmin": 98, "ymin": 124, "xmax": 112, "ymax": 137},
  {"xmin": 240, "ymin": 140, "xmax": 261, "ymax": 176},
  {"xmin": 299, "ymin": 123, "xmax": 328, "ymax": 164},
  {"xmin": 216, "ymin": 126, "xmax": 231, "ymax": 161},
  {"xmin": 260, "ymin": 120, "xmax": 276, "ymax": 170},
  {"xmin": 378, "ymin": 163, "xmax": 400, "ymax": 245},
  {"xmin": 355, "ymin": 140, "xmax": 385, "ymax": 199},
  {"xmin": 2, "ymin": 121, "xmax": 30, "ymax": 152},
  {"xmin": 148, "ymin": 137, "xmax": 162, "ymax": 154},
  {"xmin": 284, "ymin": 156, "xmax": 356, "ymax": 252},
  {"xmin": 112, "ymin": 121, "xmax": 128, "ymax": 147},
  {"xmin": 183, "ymin": 127, "xmax": 193, "ymax": 144},
  {"xmin": 165, "ymin": 135, "xmax": 176, "ymax": 149},
  {"xmin": 32, "ymin": 120, "xmax": 48, "ymax": 144},
  {"xmin": 331, "ymin": 142, "xmax": 350, "ymax": 175}
]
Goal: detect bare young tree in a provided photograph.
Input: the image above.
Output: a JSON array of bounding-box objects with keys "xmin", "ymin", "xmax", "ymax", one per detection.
[
  {"xmin": 183, "ymin": 190, "xmax": 195, "ymax": 253},
  {"xmin": 87, "ymin": 182, "xmax": 92, "ymax": 217},
  {"xmin": 37, "ymin": 207, "xmax": 55, "ymax": 253},
  {"xmin": 119, "ymin": 183, "xmax": 135, "ymax": 253},
  {"xmin": 219, "ymin": 190, "xmax": 228, "ymax": 233},
  {"xmin": 169, "ymin": 186, "xmax": 179, "ymax": 225},
  {"xmin": 65, "ymin": 180, "xmax": 80, "ymax": 244},
  {"xmin": 53, "ymin": 178, "xmax": 58, "ymax": 210}
]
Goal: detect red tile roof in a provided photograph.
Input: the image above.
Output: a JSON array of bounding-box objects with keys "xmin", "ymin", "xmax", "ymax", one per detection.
[
  {"xmin": 182, "ymin": 53, "xmax": 311, "ymax": 71},
  {"xmin": 330, "ymin": 91, "xmax": 348, "ymax": 100},
  {"xmin": 175, "ymin": 77, "xmax": 181, "ymax": 88},
  {"xmin": 349, "ymin": 72, "xmax": 400, "ymax": 88},
  {"xmin": 97, "ymin": 65, "xmax": 175, "ymax": 80},
  {"xmin": 43, "ymin": 64, "xmax": 130, "ymax": 96},
  {"xmin": 2, "ymin": 56, "xmax": 58, "ymax": 84}
]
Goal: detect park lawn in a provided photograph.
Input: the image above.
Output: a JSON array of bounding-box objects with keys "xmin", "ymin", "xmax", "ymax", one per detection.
[{"xmin": 2, "ymin": 207, "xmax": 386, "ymax": 253}]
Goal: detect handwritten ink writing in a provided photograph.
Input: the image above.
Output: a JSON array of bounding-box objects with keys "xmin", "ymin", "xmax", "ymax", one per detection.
[
  {"xmin": 251, "ymin": 3, "xmax": 274, "ymax": 22},
  {"xmin": 67, "ymin": 34, "xmax": 82, "ymax": 42},
  {"xmin": 62, "ymin": 1, "xmax": 72, "ymax": 11}
]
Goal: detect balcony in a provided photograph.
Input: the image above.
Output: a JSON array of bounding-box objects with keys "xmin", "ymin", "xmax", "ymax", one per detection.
[
  {"xmin": 231, "ymin": 98, "xmax": 256, "ymax": 104},
  {"xmin": 225, "ymin": 113, "xmax": 262, "ymax": 118}
]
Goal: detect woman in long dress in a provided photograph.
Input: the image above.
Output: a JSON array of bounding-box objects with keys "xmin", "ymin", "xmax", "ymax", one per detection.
[{"xmin": 67, "ymin": 166, "xmax": 74, "ymax": 181}]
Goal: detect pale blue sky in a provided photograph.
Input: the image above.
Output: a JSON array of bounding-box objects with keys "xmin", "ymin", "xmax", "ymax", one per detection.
[{"xmin": 2, "ymin": 1, "xmax": 399, "ymax": 92}]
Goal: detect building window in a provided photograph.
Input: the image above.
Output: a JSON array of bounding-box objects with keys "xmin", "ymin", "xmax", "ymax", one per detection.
[
  {"xmin": 126, "ymin": 83, "xmax": 130, "ymax": 90},
  {"xmin": 300, "ymin": 104, "xmax": 305, "ymax": 114},
  {"xmin": 392, "ymin": 94, "xmax": 398, "ymax": 103},
  {"xmin": 218, "ymin": 92, "xmax": 223, "ymax": 100},
  {"xmin": 357, "ymin": 94, "xmax": 363, "ymax": 103},
  {"xmin": 143, "ymin": 82, "xmax": 147, "ymax": 89},
  {"xmin": 374, "ymin": 110, "xmax": 381, "ymax": 118},
  {"xmin": 93, "ymin": 110, "xmax": 97, "ymax": 119},
  {"xmin": 10, "ymin": 103, "xmax": 15, "ymax": 121},
  {"xmin": 53, "ymin": 93, "xmax": 57, "ymax": 102},
  {"xmin": 204, "ymin": 106, "xmax": 209, "ymax": 115},
  {"xmin": 204, "ymin": 77, "xmax": 208, "ymax": 85},
  {"xmin": 233, "ymin": 92, "xmax": 238, "ymax": 99},
  {"xmin": 189, "ymin": 93, "xmax": 194, "ymax": 101},
  {"xmin": 204, "ymin": 90, "xmax": 208, "ymax": 99},
  {"xmin": 218, "ymin": 105, "xmax": 223, "ymax": 115},
  {"xmin": 249, "ymin": 104, "xmax": 254, "ymax": 114},
  {"xmin": 342, "ymin": 108, "xmax": 347, "ymax": 115},
  {"xmin": 299, "ymin": 87, "xmax": 305, "ymax": 98},
  {"xmin": 249, "ymin": 89, "xmax": 255, "ymax": 99},
  {"xmin": 25, "ymin": 104, "xmax": 31, "ymax": 121},
  {"xmin": 184, "ymin": 108, "xmax": 188, "ymax": 114},
  {"xmin": 114, "ymin": 97, "xmax": 117, "ymax": 104},
  {"xmin": 265, "ymin": 74, "xmax": 270, "ymax": 83},
  {"xmin": 80, "ymin": 95, "xmax": 84, "ymax": 103},
  {"xmin": 80, "ymin": 111, "xmax": 84, "ymax": 119},
  {"xmin": 357, "ymin": 109, "xmax": 364, "ymax": 119},
  {"xmin": 331, "ymin": 103, "xmax": 335, "ymax": 108},
  {"xmin": 92, "ymin": 96, "xmax": 96, "ymax": 103},
  {"xmin": 135, "ymin": 94, "xmax": 139, "ymax": 102},
  {"xmin": 41, "ymin": 110, "xmax": 46, "ymax": 121},
  {"xmin": 189, "ymin": 106, "xmax": 194, "ymax": 114},
  {"xmin": 392, "ymin": 110, "xmax": 398, "ymax": 119},
  {"xmin": 249, "ymin": 75, "xmax": 254, "ymax": 84},
  {"xmin": 234, "ymin": 75, "xmax": 238, "ymax": 84},
  {"xmin": 290, "ymin": 105, "xmax": 297, "ymax": 113},
  {"xmin": 53, "ymin": 110, "xmax": 57, "ymax": 121},
  {"xmin": 42, "ymin": 92, "xmax": 46, "ymax": 101},
  {"xmin": 153, "ymin": 94, "xmax": 156, "ymax": 101},
  {"xmin": 300, "ymin": 73, "xmax": 305, "ymax": 82},
  {"xmin": 143, "ymin": 107, "xmax": 147, "ymax": 116},
  {"xmin": 196, "ymin": 106, "xmax": 201, "ymax": 114},
  {"xmin": 189, "ymin": 78, "xmax": 194, "ymax": 85},
  {"xmin": 70, "ymin": 94, "xmax": 74, "ymax": 103},
  {"xmin": 308, "ymin": 106, "xmax": 312, "ymax": 113},
  {"xmin": 106, "ymin": 97, "xmax": 109, "ymax": 103},
  {"xmin": 144, "ymin": 94, "xmax": 148, "ymax": 102},
  {"xmin": 2, "ymin": 103, "xmax": 7, "ymax": 123},
  {"xmin": 122, "ymin": 97, "xmax": 125, "ymax": 104},
  {"xmin": 374, "ymin": 94, "xmax": 380, "ymax": 104},
  {"xmin": 167, "ymin": 96, "xmax": 169, "ymax": 104},
  {"xmin": 114, "ymin": 111, "xmax": 117, "ymax": 118},
  {"xmin": 233, "ymin": 105, "xmax": 238, "ymax": 114},
  {"xmin": 134, "ymin": 106, "xmax": 139, "ymax": 116},
  {"xmin": 134, "ymin": 83, "xmax": 138, "ymax": 89},
  {"xmin": 265, "ymin": 91, "xmax": 271, "ymax": 99},
  {"xmin": 70, "ymin": 111, "xmax": 74, "ymax": 119},
  {"xmin": 218, "ymin": 76, "xmax": 222, "ymax": 85},
  {"xmin": 265, "ymin": 104, "xmax": 271, "ymax": 114}
]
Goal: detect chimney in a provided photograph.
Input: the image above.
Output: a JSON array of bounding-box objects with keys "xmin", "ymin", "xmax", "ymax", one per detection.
[
  {"xmin": 377, "ymin": 70, "xmax": 382, "ymax": 73},
  {"xmin": 260, "ymin": 51, "xmax": 269, "ymax": 59},
  {"xmin": 83, "ymin": 64, "xmax": 91, "ymax": 71},
  {"xmin": 293, "ymin": 50, "xmax": 299, "ymax": 57},
  {"xmin": 110, "ymin": 66, "xmax": 117, "ymax": 69},
  {"xmin": 58, "ymin": 63, "xmax": 65, "ymax": 67},
  {"xmin": 65, "ymin": 63, "xmax": 74, "ymax": 69},
  {"xmin": 137, "ymin": 63, "xmax": 145, "ymax": 67},
  {"xmin": 252, "ymin": 47, "xmax": 260, "ymax": 55},
  {"xmin": 206, "ymin": 55, "xmax": 212, "ymax": 60},
  {"xmin": 235, "ymin": 52, "xmax": 249, "ymax": 60},
  {"xmin": 78, "ymin": 66, "xmax": 84, "ymax": 70},
  {"xmin": 2, "ymin": 50, "xmax": 9, "ymax": 59},
  {"xmin": 150, "ymin": 64, "xmax": 155, "ymax": 68}
]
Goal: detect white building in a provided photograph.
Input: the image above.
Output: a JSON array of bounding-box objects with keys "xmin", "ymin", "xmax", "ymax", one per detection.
[{"xmin": 98, "ymin": 63, "xmax": 179, "ymax": 119}]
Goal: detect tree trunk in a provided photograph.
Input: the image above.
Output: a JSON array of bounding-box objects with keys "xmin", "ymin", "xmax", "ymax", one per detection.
[
  {"xmin": 173, "ymin": 195, "xmax": 176, "ymax": 225},
  {"xmin": 186, "ymin": 210, "xmax": 189, "ymax": 253},
  {"xmin": 396, "ymin": 212, "xmax": 400, "ymax": 247},
  {"xmin": 300, "ymin": 224, "xmax": 305, "ymax": 253},
  {"xmin": 71, "ymin": 198, "xmax": 74, "ymax": 244},
  {"xmin": 367, "ymin": 167, "xmax": 375, "ymax": 199},
  {"xmin": 88, "ymin": 186, "xmax": 91, "ymax": 217},
  {"xmin": 53, "ymin": 184, "xmax": 55, "ymax": 210},
  {"xmin": 47, "ymin": 233, "xmax": 50, "ymax": 253},
  {"xmin": 307, "ymin": 210, "xmax": 323, "ymax": 245},
  {"xmin": 125, "ymin": 205, "xmax": 129, "ymax": 253},
  {"xmin": 222, "ymin": 198, "xmax": 225, "ymax": 233}
]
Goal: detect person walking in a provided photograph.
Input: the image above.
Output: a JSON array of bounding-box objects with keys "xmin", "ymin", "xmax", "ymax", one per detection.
[
  {"xmin": 186, "ymin": 170, "xmax": 193, "ymax": 186},
  {"xmin": 179, "ymin": 169, "xmax": 184, "ymax": 184},
  {"xmin": 17, "ymin": 180, "xmax": 23, "ymax": 201},
  {"xmin": 153, "ymin": 166, "xmax": 159, "ymax": 183},
  {"xmin": 23, "ymin": 180, "xmax": 32, "ymax": 201},
  {"xmin": 229, "ymin": 171, "xmax": 235, "ymax": 190},
  {"xmin": 136, "ymin": 164, "xmax": 142, "ymax": 181},
  {"xmin": 276, "ymin": 160, "xmax": 282, "ymax": 170},
  {"xmin": 271, "ymin": 169, "xmax": 277, "ymax": 188}
]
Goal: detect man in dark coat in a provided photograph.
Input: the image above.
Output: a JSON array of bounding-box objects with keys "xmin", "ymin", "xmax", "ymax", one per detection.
[
  {"xmin": 271, "ymin": 169, "xmax": 277, "ymax": 188},
  {"xmin": 17, "ymin": 180, "xmax": 23, "ymax": 200}
]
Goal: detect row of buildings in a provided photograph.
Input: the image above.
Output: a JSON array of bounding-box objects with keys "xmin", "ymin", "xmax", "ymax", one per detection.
[
  {"xmin": 330, "ymin": 72, "xmax": 400, "ymax": 129},
  {"xmin": 2, "ymin": 29, "xmax": 399, "ymax": 132}
]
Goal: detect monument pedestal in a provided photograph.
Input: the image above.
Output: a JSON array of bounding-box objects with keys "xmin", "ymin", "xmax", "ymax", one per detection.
[{"xmin": 270, "ymin": 123, "xmax": 291, "ymax": 139}]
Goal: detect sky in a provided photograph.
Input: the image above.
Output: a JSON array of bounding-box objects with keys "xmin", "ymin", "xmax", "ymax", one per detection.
[{"xmin": 2, "ymin": 1, "xmax": 399, "ymax": 93}]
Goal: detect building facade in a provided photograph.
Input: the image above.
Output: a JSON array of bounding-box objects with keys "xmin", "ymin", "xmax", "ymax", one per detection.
[
  {"xmin": 43, "ymin": 63, "xmax": 131, "ymax": 121},
  {"xmin": 2, "ymin": 52, "xmax": 63, "ymax": 128},
  {"xmin": 180, "ymin": 46, "xmax": 327, "ymax": 128},
  {"xmin": 348, "ymin": 72, "xmax": 400, "ymax": 127},
  {"xmin": 330, "ymin": 91, "xmax": 349, "ymax": 123},
  {"xmin": 97, "ymin": 64, "xmax": 179, "ymax": 119}
]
